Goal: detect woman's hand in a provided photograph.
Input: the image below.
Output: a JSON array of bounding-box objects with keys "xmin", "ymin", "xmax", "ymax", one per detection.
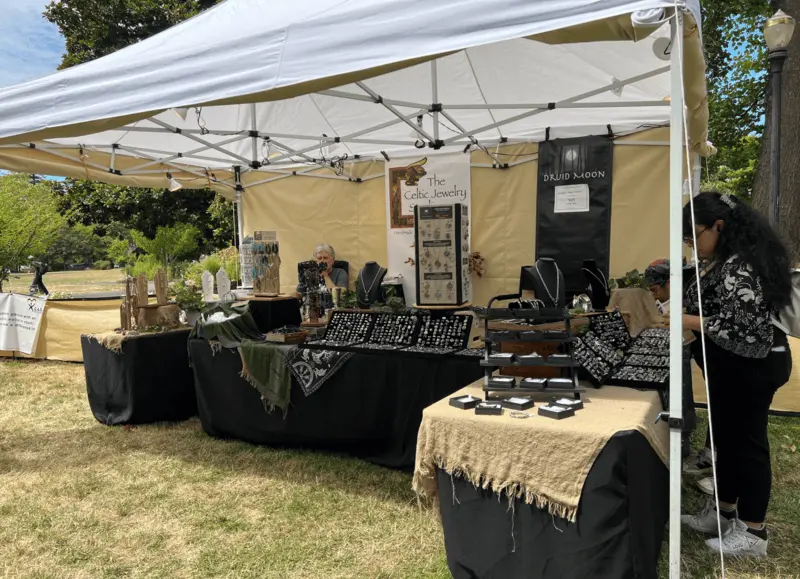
[{"xmin": 682, "ymin": 314, "xmax": 702, "ymax": 332}]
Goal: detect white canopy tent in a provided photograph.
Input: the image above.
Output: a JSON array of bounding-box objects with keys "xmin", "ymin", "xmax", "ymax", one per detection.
[{"xmin": 0, "ymin": 1, "xmax": 708, "ymax": 576}]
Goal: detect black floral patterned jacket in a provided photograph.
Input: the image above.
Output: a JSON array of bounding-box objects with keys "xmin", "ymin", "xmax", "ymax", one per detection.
[{"xmin": 685, "ymin": 255, "xmax": 775, "ymax": 359}]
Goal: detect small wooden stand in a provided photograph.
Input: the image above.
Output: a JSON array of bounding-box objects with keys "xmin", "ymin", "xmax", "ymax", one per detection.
[{"xmin": 119, "ymin": 269, "xmax": 181, "ymax": 330}]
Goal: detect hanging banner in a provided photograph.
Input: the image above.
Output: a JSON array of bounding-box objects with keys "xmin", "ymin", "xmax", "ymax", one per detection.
[
  {"xmin": 385, "ymin": 153, "xmax": 470, "ymax": 302},
  {"xmin": 0, "ymin": 293, "xmax": 46, "ymax": 355},
  {"xmin": 536, "ymin": 136, "xmax": 613, "ymax": 296}
]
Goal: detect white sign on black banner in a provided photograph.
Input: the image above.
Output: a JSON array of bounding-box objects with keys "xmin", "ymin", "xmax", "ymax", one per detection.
[
  {"xmin": 536, "ymin": 136, "xmax": 613, "ymax": 295},
  {"xmin": 0, "ymin": 293, "xmax": 46, "ymax": 354}
]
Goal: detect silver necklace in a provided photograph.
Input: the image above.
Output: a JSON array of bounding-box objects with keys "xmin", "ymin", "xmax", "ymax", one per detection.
[
  {"xmin": 582, "ymin": 267, "xmax": 609, "ymax": 295},
  {"xmin": 534, "ymin": 262, "xmax": 560, "ymax": 307},
  {"xmin": 360, "ymin": 267, "xmax": 384, "ymax": 297}
]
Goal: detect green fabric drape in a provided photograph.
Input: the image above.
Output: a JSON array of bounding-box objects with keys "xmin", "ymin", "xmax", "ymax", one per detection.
[{"xmin": 238, "ymin": 340, "xmax": 292, "ymax": 413}]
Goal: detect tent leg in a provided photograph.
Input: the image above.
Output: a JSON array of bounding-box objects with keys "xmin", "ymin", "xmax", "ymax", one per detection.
[
  {"xmin": 668, "ymin": 11, "xmax": 685, "ymax": 579},
  {"xmin": 234, "ymin": 167, "xmax": 246, "ymax": 287}
]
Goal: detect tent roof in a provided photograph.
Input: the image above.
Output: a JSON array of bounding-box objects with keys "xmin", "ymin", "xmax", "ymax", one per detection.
[{"xmin": 0, "ymin": 0, "xmax": 707, "ymax": 189}]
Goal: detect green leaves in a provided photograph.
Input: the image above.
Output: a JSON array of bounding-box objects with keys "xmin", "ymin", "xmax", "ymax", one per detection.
[{"xmin": 131, "ymin": 223, "xmax": 201, "ymax": 270}]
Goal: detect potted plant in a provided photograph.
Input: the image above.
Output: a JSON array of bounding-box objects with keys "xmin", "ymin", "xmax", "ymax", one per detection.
[{"xmin": 170, "ymin": 279, "xmax": 205, "ymax": 326}]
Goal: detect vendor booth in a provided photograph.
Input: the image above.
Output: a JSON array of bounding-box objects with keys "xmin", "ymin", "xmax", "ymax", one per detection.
[{"xmin": 0, "ymin": 0, "xmax": 716, "ymax": 577}]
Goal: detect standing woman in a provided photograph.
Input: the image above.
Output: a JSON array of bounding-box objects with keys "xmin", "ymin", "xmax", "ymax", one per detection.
[{"xmin": 680, "ymin": 192, "xmax": 792, "ymax": 558}]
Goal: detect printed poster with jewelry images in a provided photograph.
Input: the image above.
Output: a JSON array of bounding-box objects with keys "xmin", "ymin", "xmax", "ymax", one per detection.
[
  {"xmin": 414, "ymin": 203, "xmax": 471, "ymax": 306},
  {"xmin": 536, "ymin": 136, "xmax": 613, "ymax": 295},
  {"xmin": 385, "ymin": 152, "xmax": 470, "ymax": 303}
]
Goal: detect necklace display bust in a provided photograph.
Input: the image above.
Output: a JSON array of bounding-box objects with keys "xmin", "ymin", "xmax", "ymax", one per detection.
[
  {"xmin": 530, "ymin": 258, "xmax": 565, "ymax": 308},
  {"xmin": 581, "ymin": 259, "xmax": 610, "ymax": 310},
  {"xmin": 357, "ymin": 261, "xmax": 387, "ymax": 307}
]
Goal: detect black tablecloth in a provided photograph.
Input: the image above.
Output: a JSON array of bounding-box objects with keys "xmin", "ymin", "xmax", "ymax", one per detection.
[
  {"xmin": 247, "ymin": 298, "xmax": 301, "ymax": 333},
  {"xmin": 189, "ymin": 339, "xmax": 483, "ymax": 469},
  {"xmin": 82, "ymin": 330, "xmax": 197, "ymax": 425},
  {"xmin": 437, "ymin": 431, "xmax": 668, "ymax": 579}
]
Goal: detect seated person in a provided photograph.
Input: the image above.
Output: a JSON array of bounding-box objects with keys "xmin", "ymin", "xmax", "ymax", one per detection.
[{"xmin": 296, "ymin": 243, "xmax": 348, "ymax": 309}]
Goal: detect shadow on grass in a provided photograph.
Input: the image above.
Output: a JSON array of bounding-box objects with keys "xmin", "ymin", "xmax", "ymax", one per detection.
[{"xmin": 0, "ymin": 418, "xmax": 420, "ymax": 506}]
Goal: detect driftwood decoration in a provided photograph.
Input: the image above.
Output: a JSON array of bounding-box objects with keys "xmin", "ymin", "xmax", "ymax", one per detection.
[
  {"xmin": 154, "ymin": 269, "xmax": 168, "ymax": 305},
  {"xmin": 136, "ymin": 274, "xmax": 149, "ymax": 307}
]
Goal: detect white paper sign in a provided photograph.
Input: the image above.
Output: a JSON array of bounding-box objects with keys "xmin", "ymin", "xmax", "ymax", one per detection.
[
  {"xmin": 554, "ymin": 184, "xmax": 590, "ymax": 213},
  {"xmin": 0, "ymin": 293, "xmax": 45, "ymax": 354}
]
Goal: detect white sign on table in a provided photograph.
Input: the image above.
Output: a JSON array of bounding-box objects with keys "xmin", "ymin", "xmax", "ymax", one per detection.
[
  {"xmin": 553, "ymin": 184, "xmax": 590, "ymax": 213},
  {"xmin": 0, "ymin": 293, "xmax": 46, "ymax": 355}
]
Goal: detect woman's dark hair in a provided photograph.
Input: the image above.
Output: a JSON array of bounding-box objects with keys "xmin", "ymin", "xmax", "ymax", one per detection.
[{"xmin": 683, "ymin": 191, "xmax": 791, "ymax": 307}]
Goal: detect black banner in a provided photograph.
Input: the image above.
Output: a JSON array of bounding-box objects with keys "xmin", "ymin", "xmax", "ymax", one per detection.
[{"xmin": 536, "ymin": 136, "xmax": 613, "ymax": 296}]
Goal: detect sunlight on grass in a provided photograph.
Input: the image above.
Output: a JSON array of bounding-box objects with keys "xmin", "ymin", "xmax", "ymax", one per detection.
[
  {"xmin": 1, "ymin": 359, "xmax": 798, "ymax": 578},
  {"xmin": 5, "ymin": 269, "xmax": 124, "ymax": 295}
]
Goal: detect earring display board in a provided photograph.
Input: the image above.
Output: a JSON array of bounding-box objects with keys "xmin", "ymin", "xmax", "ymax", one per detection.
[
  {"xmin": 251, "ymin": 231, "xmax": 281, "ymax": 296},
  {"xmin": 414, "ymin": 203, "xmax": 471, "ymax": 307}
]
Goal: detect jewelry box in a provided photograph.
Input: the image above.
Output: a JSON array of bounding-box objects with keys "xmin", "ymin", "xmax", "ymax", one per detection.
[
  {"xmin": 475, "ymin": 401, "xmax": 504, "ymax": 416},
  {"xmin": 501, "ymin": 397, "xmax": 535, "ymax": 411},
  {"xmin": 449, "ymin": 394, "xmax": 481, "ymax": 410},
  {"xmin": 538, "ymin": 404, "xmax": 575, "ymax": 420}
]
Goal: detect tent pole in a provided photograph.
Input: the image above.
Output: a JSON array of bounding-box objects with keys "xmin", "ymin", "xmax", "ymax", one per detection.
[
  {"xmin": 250, "ymin": 103, "xmax": 259, "ymax": 167},
  {"xmin": 431, "ymin": 61, "xmax": 439, "ymax": 142},
  {"xmin": 234, "ymin": 166, "xmax": 245, "ymax": 281},
  {"xmin": 668, "ymin": 11, "xmax": 685, "ymax": 579}
]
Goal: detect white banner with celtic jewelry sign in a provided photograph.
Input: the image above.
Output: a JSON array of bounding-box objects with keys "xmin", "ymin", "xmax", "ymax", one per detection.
[
  {"xmin": 0, "ymin": 293, "xmax": 46, "ymax": 355},
  {"xmin": 385, "ymin": 153, "xmax": 470, "ymax": 303}
]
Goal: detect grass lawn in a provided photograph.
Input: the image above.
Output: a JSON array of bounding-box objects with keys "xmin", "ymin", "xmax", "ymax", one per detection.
[
  {"xmin": 1, "ymin": 359, "xmax": 798, "ymax": 578},
  {"xmin": 4, "ymin": 269, "xmax": 125, "ymax": 295}
]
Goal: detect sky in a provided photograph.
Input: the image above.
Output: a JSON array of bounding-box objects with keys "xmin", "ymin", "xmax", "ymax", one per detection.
[{"xmin": 0, "ymin": 0, "xmax": 64, "ymax": 88}]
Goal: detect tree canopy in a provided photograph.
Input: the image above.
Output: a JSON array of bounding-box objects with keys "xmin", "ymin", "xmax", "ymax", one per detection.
[{"xmin": 0, "ymin": 174, "xmax": 64, "ymax": 291}]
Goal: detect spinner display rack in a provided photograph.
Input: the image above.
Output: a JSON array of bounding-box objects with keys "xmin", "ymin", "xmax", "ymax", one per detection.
[{"xmin": 475, "ymin": 294, "xmax": 585, "ymax": 401}]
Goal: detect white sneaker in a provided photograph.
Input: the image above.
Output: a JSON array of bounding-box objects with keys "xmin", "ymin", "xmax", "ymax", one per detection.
[
  {"xmin": 680, "ymin": 498, "xmax": 732, "ymax": 536},
  {"xmin": 683, "ymin": 447, "xmax": 714, "ymax": 475},
  {"xmin": 706, "ymin": 518, "xmax": 768, "ymax": 558},
  {"xmin": 696, "ymin": 476, "xmax": 714, "ymax": 496}
]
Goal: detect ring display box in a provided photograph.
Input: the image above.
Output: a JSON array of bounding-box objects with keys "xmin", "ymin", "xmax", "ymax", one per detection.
[
  {"xmin": 414, "ymin": 203, "xmax": 471, "ymax": 307},
  {"xmin": 501, "ymin": 397, "xmax": 535, "ymax": 410},
  {"xmin": 538, "ymin": 404, "xmax": 576, "ymax": 420},
  {"xmin": 475, "ymin": 401, "xmax": 504, "ymax": 416},
  {"xmin": 588, "ymin": 310, "xmax": 631, "ymax": 349},
  {"xmin": 450, "ymin": 394, "xmax": 481, "ymax": 410},
  {"xmin": 519, "ymin": 377, "xmax": 548, "ymax": 391},
  {"xmin": 487, "ymin": 375, "xmax": 517, "ymax": 389},
  {"xmin": 551, "ymin": 397, "xmax": 584, "ymax": 410}
]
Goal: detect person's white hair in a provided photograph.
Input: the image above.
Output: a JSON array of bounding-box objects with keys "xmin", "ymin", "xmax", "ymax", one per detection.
[{"xmin": 313, "ymin": 243, "xmax": 335, "ymax": 260}]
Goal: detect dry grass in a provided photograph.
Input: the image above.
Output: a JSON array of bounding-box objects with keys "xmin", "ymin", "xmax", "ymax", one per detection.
[
  {"xmin": 5, "ymin": 269, "xmax": 124, "ymax": 295},
  {"xmin": 1, "ymin": 359, "xmax": 798, "ymax": 578},
  {"xmin": 0, "ymin": 360, "xmax": 449, "ymax": 579}
]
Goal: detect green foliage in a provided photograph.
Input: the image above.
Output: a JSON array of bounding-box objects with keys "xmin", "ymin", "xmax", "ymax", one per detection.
[
  {"xmin": 93, "ymin": 260, "xmax": 112, "ymax": 270},
  {"xmin": 611, "ymin": 270, "xmax": 649, "ymax": 290},
  {"xmin": 38, "ymin": 223, "xmax": 108, "ymax": 271},
  {"xmin": 185, "ymin": 247, "xmax": 240, "ymax": 286},
  {"xmin": 702, "ymin": 2, "xmax": 772, "ymax": 200},
  {"xmin": 170, "ymin": 279, "xmax": 205, "ymax": 311},
  {"xmin": 131, "ymin": 223, "xmax": 200, "ymax": 271},
  {"xmin": 0, "ymin": 174, "xmax": 64, "ymax": 291},
  {"xmin": 107, "ymin": 237, "xmax": 134, "ymax": 267},
  {"xmin": 129, "ymin": 254, "xmax": 162, "ymax": 279},
  {"xmin": 51, "ymin": 179, "xmax": 233, "ymax": 255}
]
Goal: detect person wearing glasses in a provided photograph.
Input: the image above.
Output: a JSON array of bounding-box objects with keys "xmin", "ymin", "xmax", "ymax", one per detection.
[{"xmin": 680, "ymin": 192, "xmax": 792, "ymax": 558}]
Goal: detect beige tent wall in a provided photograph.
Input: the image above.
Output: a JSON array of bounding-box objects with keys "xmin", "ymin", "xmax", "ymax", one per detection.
[
  {"xmin": 0, "ymin": 298, "xmax": 121, "ymax": 363},
  {"xmin": 243, "ymin": 128, "xmax": 672, "ymax": 306}
]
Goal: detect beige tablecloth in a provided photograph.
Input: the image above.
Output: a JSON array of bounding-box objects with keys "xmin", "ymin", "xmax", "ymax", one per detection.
[{"xmin": 412, "ymin": 381, "xmax": 668, "ymax": 522}]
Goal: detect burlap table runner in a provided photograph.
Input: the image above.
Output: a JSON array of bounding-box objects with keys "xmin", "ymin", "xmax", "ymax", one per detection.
[{"xmin": 412, "ymin": 381, "xmax": 668, "ymax": 522}]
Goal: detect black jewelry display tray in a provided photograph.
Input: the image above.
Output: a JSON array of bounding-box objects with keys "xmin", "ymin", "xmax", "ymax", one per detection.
[
  {"xmin": 485, "ymin": 330, "xmax": 576, "ymax": 343},
  {"xmin": 472, "ymin": 307, "xmax": 569, "ymax": 321},
  {"xmin": 483, "ymin": 383, "xmax": 586, "ymax": 401},
  {"xmin": 479, "ymin": 358, "xmax": 580, "ymax": 369},
  {"xmin": 300, "ymin": 341, "xmax": 474, "ymax": 360}
]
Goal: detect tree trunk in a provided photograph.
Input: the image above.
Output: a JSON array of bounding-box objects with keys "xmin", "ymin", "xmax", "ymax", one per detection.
[{"xmin": 753, "ymin": 0, "xmax": 800, "ymax": 265}]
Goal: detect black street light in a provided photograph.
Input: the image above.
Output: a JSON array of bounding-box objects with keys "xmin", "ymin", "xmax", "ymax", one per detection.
[{"xmin": 764, "ymin": 9, "xmax": 795, "ymax": 227}]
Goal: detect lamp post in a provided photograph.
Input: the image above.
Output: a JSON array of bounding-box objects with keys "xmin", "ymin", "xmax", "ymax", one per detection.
[{"xmin": 764, "ymin": 9, "xmax": 796, "ymax": 227}]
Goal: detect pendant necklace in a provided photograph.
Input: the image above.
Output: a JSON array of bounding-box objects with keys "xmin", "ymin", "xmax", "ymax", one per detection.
[
  {"xmin": 534, "ymin": 262, "xmax": 561, "ymax": 307},
  {"xmin": 581, "ymin": 267, "xmax": 609, "ymax": 296},
  {"xmin": 360, "ymin": 268, "xmax": 383, "ymax": 300}
]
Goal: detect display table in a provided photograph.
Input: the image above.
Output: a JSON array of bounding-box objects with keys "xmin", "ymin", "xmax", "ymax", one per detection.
[
  {"xmin": 189, "ymin": 339, "xmax": 483, "ymax": 468},
  {"xmin": 414, "ymin": 383, "xmax": 669, "ymax": 579},
  {"xmin": 243, "ymin": 296, "xmax": 302, "ymax": 333},
  {"xmin": 82, "ymin": 329, "xmax": 197, "ymax": 425}
]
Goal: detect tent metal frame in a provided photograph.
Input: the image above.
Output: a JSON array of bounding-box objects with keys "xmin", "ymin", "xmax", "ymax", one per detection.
[{"xmin": 0, "ymin": 63, "xmax": 671, "ymax": 190}]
